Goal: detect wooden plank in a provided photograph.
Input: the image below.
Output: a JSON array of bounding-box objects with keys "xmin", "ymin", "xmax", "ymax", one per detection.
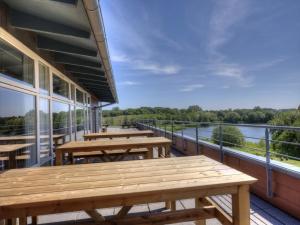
[
  {"xmin": 116, "ymin": 206, "xmax": 132, "ymax": 218},
  {"xmin": 0, "ymin": 156, "xmax": 256, "ymax": 220},
  {"xmin": 85, "ymin": 210, "xmax": 105, "ymax": 222},
  {"xmin": 232, "ymin": 185, "xmax": 250, "ymax": 225},
  {"xmin": 0, "ymin": 144, "xmax": 33, "ymax": 153},
  {"xmin": 83, "ymin": 130, "xmax": 154, "ymax": 140},
  {"xmin": 95, "ymin": 207, "xmax": 216, "ymax": 225}
]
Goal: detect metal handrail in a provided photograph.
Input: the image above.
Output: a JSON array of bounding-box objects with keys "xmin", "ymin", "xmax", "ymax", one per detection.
[{"xmin": 137, "ymin": 118, "xmax": 300, "ymax": 198}]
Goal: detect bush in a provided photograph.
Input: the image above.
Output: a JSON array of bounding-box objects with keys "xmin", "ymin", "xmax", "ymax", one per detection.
[{"xmin": 211, "ymin": 126, "xmax": 245, "ymax": 147}]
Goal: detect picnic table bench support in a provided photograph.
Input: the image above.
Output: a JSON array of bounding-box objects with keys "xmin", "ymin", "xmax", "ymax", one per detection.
[
  {"xmin": 195, "ymin": 197, "xmax": 207, "ymax": 225},
  {"xmin": 232, "ymin": 185, "xmax": 250, "ymax": 225},
  {"xmin": 85, "ymin": 210, "xmax": 105, "ymax": 222},
  {"xmin": 116, "ymin": 206, "xmax": 133, "ymax": 218}
]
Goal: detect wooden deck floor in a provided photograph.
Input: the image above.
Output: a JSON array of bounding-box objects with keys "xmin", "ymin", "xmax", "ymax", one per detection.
[
  {"xmin": 36, "ymin": 129, "xmax": 299, "ymax": 225},
  {"xmin": 36, "ymin": 193, "xmax": 300, "ymax": 225}
]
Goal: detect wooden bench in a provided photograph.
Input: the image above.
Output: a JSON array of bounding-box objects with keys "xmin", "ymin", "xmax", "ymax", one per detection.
[
  {"xmin": 83, "ymin": 130, "xmax": 154, "ymax": 141},
  {"xmin": 73, "ymin": 148, "xmax": 149, "ymax": 163},
  {"xmin": 56, "ymin": 137, "xmax": 171, "ymax": 165},
  {"xmin": 0, "ymin": 155, "xmax": 257, "ymax": 225}
]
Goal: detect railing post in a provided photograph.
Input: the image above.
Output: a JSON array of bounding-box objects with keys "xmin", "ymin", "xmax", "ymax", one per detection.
[
  {"xmin": 171, "ymin": 120, "xmax": 174, "ymax": 145},
  {"xmin": 164, "ymin": 122, "xmax": 167, "ymax": 138},
  {"xmin": 196, "ymin": 124, "xmax": 199, "ymax": 155},
  {"xmin": 181, "ymin": 122, "xmax": 184, "ymax": 151},
  {"xmin": 219, "ymin": 125, "xmax": 224, "ymax": 163},
  {"xmin": 265, "ymin": 128, "xmax": 273, "ymax": 198}
]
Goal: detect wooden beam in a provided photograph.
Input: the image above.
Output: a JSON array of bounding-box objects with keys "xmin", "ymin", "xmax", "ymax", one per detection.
[
  {"xmin": 232, "ymin": 185, "xmax": 250, "ymax": 225},
  {"xmin": 65, "ymin": 65, "xmax": 103, "ymax": 76},
  {"xmin": 99, "ymin": 207, "xmax": 216, "ymax": 225},
  {"xmin": 85, "ymin": 210, "xmax": 105, "ymax": 222},
  {"xmin": 37, "ymin": 36, "xmax": 97, "ymax": 57},
  {"xmin": 116, "ymin": 206, "xmax": 132, "ymax": 218},
  {"xmin": 54, "ymin": 54, "xmax": 101, "ymax": 69},
  {"xmin": 10, "ymin": 10, "xmax": 89, "ymax": 38},
  {"xmin": 50, "ymin": 0, "xmax": 78, "ymax": 5}
]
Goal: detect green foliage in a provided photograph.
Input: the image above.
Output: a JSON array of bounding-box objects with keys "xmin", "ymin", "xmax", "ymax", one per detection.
[
  {"xmin": 269, "ymin": 110, "xmax": 300, "ymax": 158},
  {"xmin": 211, "ymin": 126, "xmax": 245, "ymax": 147},
  {"xmin": 103, "ymin": 106, "xmax": 280, "ymax": 124}
]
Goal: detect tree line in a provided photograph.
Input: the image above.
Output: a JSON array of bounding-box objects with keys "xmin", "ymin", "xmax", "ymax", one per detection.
[{"xmin": 103, "ymin": 105, "xmax": 298, "ymax": 124}]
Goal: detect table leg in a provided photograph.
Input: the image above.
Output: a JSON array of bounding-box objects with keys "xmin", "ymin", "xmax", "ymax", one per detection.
[
  {"xmin": 8, "ymin": 151, "xmax": 17, "ymax": 169},
  {"xmin": 195, "ymin": 197, "xmax": 206, "ymax": 225},
  {"xmin": 232, "ymin": 185, "xmax": 250, "ymax": 225},
  {"xmin": 165, "ymin": 201, "xmax": 176, "ymax": 211},
  {"xmin": 32, "ymin": 216, "xmax": 37, "ymax": 225},
  {"xmin": 165, "ymin": 144, "xmax": 171, "ymax": 157},
  {"xmin": 56, "ymin": 150, "xmax": 63, "ymax": 166},
  {"xmin": 6, "ymin": 219, "xmax": 16, "ymax": 225},
  {"xmin": 146, "ymin": 147, "xmax": 153, "ymax": 159},
  {"xmin": 19, "ymin": 217, "xmax": 27, "ymax": 225},
  {"xmin": 157, "ymin": 146, "xmax": 162, "ymax": 158}
]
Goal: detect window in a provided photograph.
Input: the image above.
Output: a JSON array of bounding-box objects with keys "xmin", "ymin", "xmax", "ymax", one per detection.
[
  {"xmin": 39, "ymin": 63, "xmax": 50, "ymax": 95},
  {"xmin": 0, "ymin": 38, "xmax": 34, "ymax": 87},
  {"xmin": 0, "ymin": 87, "xmax": 37, "ymax": 169},
  {"xmin": 53, "ymin": 74, "xmax": 69, "ymax": 99},
  {"xmin": 76, "ymin": 106, "xmax": 85, "ymax": 140},
  {"xmin": 76, "ymin": 89, "xmax": 84, "ymax": 104},
  {"xmin": 52, "ymin": 101, "xmax": 70, "ymax": 144},
  {"xmin": 71, "ymin": 84, "xmax": 75, "ymax": 102},
  {"xmin": 39, "ymin": 98, "xmax": 50, "ymax": 162}
]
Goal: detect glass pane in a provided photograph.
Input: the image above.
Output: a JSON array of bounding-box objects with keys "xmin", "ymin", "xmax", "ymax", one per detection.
[
  {"xmin": 53, "ymin": 74, "xmax": 69, "ymax": 99},
  {"xmin": 76, "ymin": 89, "xmax": 84, "ymax": 104},
  {"xmin": 71, "ymin": 84, "xmax": 75, "ymax": 102},
  {"xmin": 76, "ymin": 106, "xmax": 85, "ymax": 141},
  {"xmin": 0, "ymin": 87, "xmax": 37, "ymax": 170},
  {"xmin": 71, "ymin": 105, "xmax": 76, "ymax": 141},
  {"xmin": 39, "ymin": 63, "xmax": 50, "ymax": 95},
  {"xmin": 52, "ymin": 101, "xmax": 70, "ymax": 146},
  {"xmin": 0, "ymin": 38, "xmax": 34, "ymax": 87},
  {"xmin": 39, "ymin": 98, "xmax": 51, "ymax": 161}
]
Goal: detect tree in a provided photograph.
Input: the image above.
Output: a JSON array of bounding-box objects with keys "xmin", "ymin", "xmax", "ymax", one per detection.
[
  {"xmin": 187, "ymin": 105, "xmax": 202, "ymax": 113},
  {"xmin": 211, "ymin": 126, "xmax": 245, "ymax": 147},
  {"xmin": 269, "ymin": 110, "xmax": 300, "ymax": 158}
]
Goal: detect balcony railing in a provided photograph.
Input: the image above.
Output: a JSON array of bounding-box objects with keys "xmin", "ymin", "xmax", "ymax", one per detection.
[{"xmin": 136, "ymin": 119, "xmax": 300, "ymax": 198}]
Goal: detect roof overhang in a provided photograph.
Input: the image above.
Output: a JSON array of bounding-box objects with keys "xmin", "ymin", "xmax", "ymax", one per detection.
[{"xmin": 2, "ymin": 0, "xmax": 118, "ymax": 103}]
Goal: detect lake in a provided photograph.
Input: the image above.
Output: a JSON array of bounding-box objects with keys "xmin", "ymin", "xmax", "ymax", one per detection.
[{"xmin": 176, "ymin": 126, "xmax": 266, "ymax": 143}]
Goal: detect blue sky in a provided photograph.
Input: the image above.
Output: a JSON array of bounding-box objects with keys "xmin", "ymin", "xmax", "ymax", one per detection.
[{"xmin": 101, "ymin": 0, "xmax": 300, "ymax": 110}]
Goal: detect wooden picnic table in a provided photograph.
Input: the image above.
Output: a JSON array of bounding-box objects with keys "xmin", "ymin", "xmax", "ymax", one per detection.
[
  {"xmin": 0, "ymin": 143, "xmax": 33, "ymax": 169},
  {"xmin": 56, "ymin": 137, "xmax": 171, "ymax": 165},
  {"xmin": 0, "ymin": 155, "xmax": 257, "ymax": 225},
  {"xmin": 83, "ymin": 130, "xmax": 154, "ymax": 141},
  {"xmin": 0, "ymin": 134, "xmax": 65, "ymax": 146}
]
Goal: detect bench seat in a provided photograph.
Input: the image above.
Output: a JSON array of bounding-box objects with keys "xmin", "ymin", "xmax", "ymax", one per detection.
[{"xmin": 73, "ymin": 148, "xmax": 149, "ymax": 158}]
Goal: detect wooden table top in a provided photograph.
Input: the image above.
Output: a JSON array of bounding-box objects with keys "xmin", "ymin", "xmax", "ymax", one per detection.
[
  {"xmin": 0, "ymin": 134, "xmax": 65, "ymax": 141},
  {"xmin": 0, "ymin": 143, "xmax": 34, "ymax": 153},
  {"xmin": 0, "ymin": 155, "xmax": 256, "ymax": 218},
  {"xmin": 83, "ymin": 130, "xmax": 154, "ymax": 139},
  {"xmin": 57, "ymin": 137, "xmax": 171, "ymax": 152}
]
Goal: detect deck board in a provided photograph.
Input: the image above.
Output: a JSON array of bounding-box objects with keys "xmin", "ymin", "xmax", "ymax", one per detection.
[{"xmin": 14, "ymin": 141, "xmax": 300, "ymax": 225}]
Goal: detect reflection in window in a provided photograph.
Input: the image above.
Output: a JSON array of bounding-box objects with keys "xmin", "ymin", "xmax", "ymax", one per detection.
[
  {"xmin": 39, "ymin": 98, "xmax": 51, "ymax": 162},
  {"xmin": 71, "ymin": 105, "xmax": 76, "ymax": 140},
  {"xmin": 0, "ymin": 38, "xmax": 34, "ymax": 87},
  {"xmin": 52, "ymin": 101, "xmax": 70, "ymax": 145},
  {"xmin": 39, "ymin": 63, "xmax": 50, "ymax": 95},
  {"xmin": 71, "ymin": 84, "xmax": 75, "ymax": 102},
  {"xmin": 0, "ymin": 87, "xmax": 36, "ymax": 170},
  {"xmin": 76, "ymin": 107, "xmax": 85, "ymax": 140},
  {"xmin": 76, "ymin": 89, "xmax": 84, "ymax": 104},
  {"xmin": 53, "ymin": 74, "xmax": 69, "ymax": 99}
]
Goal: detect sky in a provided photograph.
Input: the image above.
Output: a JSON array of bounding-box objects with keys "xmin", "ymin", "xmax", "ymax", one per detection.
[{"xmin": 101, "ymin": 0, "xmax": 300, "ymax": 110}]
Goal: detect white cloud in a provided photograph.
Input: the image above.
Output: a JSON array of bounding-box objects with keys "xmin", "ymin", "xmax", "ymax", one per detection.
[
  {"xmin": 119, "ymin": 81, "xmax": 140, "ymax": 86},
  {"xmin": 135, "ymin": 61, "xmax": 181, "ymax": 75},
  {"xmin": 180, "ymin": 84, "xmax": 204, "ymax": 92},
  {"xmin": 207, "ymin": 0, "xmax": 253, "ymax": 87},
  {"xmin": 111, "ymin": 53, "xmax": 129, "ymax": 63}
]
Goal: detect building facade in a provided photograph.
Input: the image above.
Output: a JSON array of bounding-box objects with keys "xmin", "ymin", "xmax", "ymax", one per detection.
[{"xmin": 0, "ymin": 0, "xmax": 117, "ymax": 169}]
